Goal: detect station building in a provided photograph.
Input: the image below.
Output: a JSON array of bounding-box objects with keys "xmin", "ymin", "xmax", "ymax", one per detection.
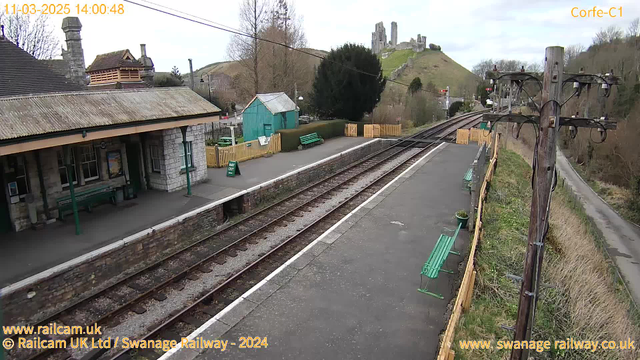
[{"xmin": 0, "ymin": 25, "xmax": 220, "ymax": 234}]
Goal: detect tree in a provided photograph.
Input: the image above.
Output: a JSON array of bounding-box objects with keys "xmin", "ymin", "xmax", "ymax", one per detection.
[
  {"xmin": 564, "ymin": 44, "xmax": 585, "ymax": 67},
  {"xmin": 154, "ymin": 66, "xmax": 184, "ymax": 87},
  {"xmin": 0, "ymin": 13, "xmax": 59, "ymax": 59},
  {"xmin": 472, "ymin": 59, "xmax": 494, "ymax": 79},
  {"xmin": 593, "ymin": 25, "xmax": 623, "ymax": 45},
  {"xmin": 424, "ymin": 80, "xmax": 438, "ymax": 94},
  {"xmin": 312, "ymin": 43, "xmax": 386, "ymax": 121},
  {"xmin": 408, "ymin": 77, "xmax": 423, "ymax": 94},
  {"xmin": 627, "ymin": 18, "xmax": 639, "ymax": 38},
  {"xmin": 227, "ymin": 0, "xmax": 269, "ymax": 96}
]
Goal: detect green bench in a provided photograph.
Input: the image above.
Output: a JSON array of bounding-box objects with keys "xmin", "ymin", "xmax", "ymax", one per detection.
[
  {"xmin": 462, "ymin": 167, "xmax": 473, "ymax": 191},
  {"xmin": 299, "ymin": 132, "xmax": 323, "ymax": 148},
  {"xmin": 56, "ymin": 185, "xmax": 116, "ymax": 220},
  {"xmin": 418, "ymin": 223, "xmax": 463, "ymax": 299}
]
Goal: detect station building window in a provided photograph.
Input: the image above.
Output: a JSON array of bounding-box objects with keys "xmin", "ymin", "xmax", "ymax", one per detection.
[
  {"xmin": 7, "ymin": 155, "xmax": 30, "ymax": 199},
  {"xmin": 179, "ymin": 141, "xmax": 193, "ymax": 169},
  {"xmin": 57, "ymin": 150, "xmax": 77, "ymax": 187},
  {"xmin": 150, "ymin": 145, "xmax": 162, "ymax": 173},
  {"xmin": 79, "ymin": 145, "xmax": 100, "ymax": 181}
]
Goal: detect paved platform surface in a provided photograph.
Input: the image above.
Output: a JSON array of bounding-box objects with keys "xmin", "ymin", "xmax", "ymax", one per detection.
[
  {"xmin": 0, "ymin": 137, "xmax": 372, "ymax": 287},
  {"xmin": 557, "ymin": 150, "xmax": 640, "ymax": 305},
  {"xmin": 169, "ymin": 143, "xmax": 479, "ymax": 360}
]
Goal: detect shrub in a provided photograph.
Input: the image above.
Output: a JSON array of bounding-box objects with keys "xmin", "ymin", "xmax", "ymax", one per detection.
[{"xmin": 277, "ymin": 120, "xmax": 347, "ymax": 151}]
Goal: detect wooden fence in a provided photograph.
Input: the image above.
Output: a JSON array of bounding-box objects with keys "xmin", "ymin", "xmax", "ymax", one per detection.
[
  {"xmin": 437, "ymin": 132, "xmax": 500, "ymax": 360},
  {"xmin": 206, "ymin": 133, "xmax": 281, "ymax": 168},
  {"xmin": 363, "ymin": 124, "xmax": 401, "ymax": 138},
  {"xmin": 456, "ymin": 129, "xmax": 470, "ymax": 145},
  {"xmin": 345, "ymin": 124, "xmax": 358, "ymax": 137}
]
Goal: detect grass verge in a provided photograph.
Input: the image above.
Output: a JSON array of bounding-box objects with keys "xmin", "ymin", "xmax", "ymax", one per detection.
[{"xmin": 452, "ymin": 148, "xmax": 639, "ymax": 360}]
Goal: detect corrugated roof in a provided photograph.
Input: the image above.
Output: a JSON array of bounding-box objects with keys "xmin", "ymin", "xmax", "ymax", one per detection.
[
  {"xmin": 0, "ymin": 87, "xmax": 221, "ymax": 141},
  {"xmin": 86, "ymin": 50, "xmax": 144, "ymax": 72},
  {"xmin": 0, "ymin": 38, "xmax": 84, "ymax": 97},
  {"xmin": 247, "ymin": 92, "xmax": 297, "ymax": 115}
]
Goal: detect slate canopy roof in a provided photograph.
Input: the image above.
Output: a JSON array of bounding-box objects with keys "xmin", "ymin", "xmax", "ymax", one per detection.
[{"xmin": 86, "ymin": 49, "xmax": 144, "ymax": 72}]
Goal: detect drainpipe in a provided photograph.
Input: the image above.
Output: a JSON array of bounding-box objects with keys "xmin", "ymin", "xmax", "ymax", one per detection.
[
  {"xmin": 63, "ymin": 145, "xmax": 81, "ymax": 235},
  {"xmin": 180, "ymin": 126, "xmax": 192, "ymax": 196},
  {"xmin": 35, "ymin": 150, "xmax": 51, "ymax": 220}
]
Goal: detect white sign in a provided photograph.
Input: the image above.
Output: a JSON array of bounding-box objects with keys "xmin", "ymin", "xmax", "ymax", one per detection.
[{"xmin": 258, "ymin": 136, "xmax": 270, "ymax": 146}]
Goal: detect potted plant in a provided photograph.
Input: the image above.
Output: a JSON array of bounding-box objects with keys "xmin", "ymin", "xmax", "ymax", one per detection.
[{"xmin": 455, "ymin": 210, "xmax": 469, "ymax": 228}]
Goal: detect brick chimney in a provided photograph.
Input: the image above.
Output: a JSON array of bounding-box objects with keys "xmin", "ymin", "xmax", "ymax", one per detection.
[
  {"xmin": 61, "ymin": 17, "xmax": 87, "ymax": 86},
  {"xmin": 138, "ymin": 43, "xmax": 155, "ymax": 86}
]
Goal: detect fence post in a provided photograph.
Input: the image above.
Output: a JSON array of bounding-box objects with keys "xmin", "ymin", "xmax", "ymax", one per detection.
[{"xmin": 214, "ymin": 145, "xmax": 220, "ymax": 168}]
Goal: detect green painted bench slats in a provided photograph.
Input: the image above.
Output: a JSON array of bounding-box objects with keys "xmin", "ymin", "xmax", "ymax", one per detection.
[
  {"xmin": 418, "ymin": 223, "xmax": 462, "ymax": 299},
  {"xmin": 299, "ymin": 132, "xmax": 323, "ymax": 146},
  {"xmin": 462, "ymin": 167, "xmax": 473, "ymax": 190},
  {"xmin": 56, "ymin": 185, "xmax": 116, "ymax": 220}
]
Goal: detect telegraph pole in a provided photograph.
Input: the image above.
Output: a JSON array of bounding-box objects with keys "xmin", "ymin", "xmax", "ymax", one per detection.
[{"xmin": 510, "ymin": 46, "xmax": 564, "ymax": 360}]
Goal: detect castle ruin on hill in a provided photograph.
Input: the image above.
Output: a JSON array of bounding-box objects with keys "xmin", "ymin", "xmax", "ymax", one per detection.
[{"xmin": 371, "ymin": 21, "xmax": 426, "ymax": 55}]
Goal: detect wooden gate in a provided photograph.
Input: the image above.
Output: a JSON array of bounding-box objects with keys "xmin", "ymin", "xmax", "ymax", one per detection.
[
  {"xmin": 456, "ymin": 129, "xmax": 470, "ymax": 144},
  {"xmin": 345, "ymin": 123, "xmax": 358, "ymax": 137},
  {"xmin": 364, "ymin": 124, "xmax": 381, "ymax": 138}
]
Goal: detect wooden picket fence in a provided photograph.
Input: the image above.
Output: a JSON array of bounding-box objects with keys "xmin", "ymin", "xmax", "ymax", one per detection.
[
  {"xmin": 437, "ymin": 132, "xmax": 500, "ymax": 360},
  {"xmin": 345, "ymin": 123, "xmax": 358, "ymax": 137},
  {"xmin": 206, "ymin": 133, "xmax": 281, "ymax": 168},
  {"xmin": 363, "ymin": 124, "xmax": 401, "ymax": 138}
]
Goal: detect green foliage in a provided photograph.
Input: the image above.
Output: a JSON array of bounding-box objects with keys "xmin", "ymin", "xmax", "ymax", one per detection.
[
  {"xmin": 476, "ymin": 81, "xmax": 490, "ymax": 106},
  {"xmin": 407, "ymin": 92, "xmax": 443, "ymax": 126},
  {"xmin": 155, "ymin": 66, "xmax": 184, "ymax": 87},
  {"xmin": 428, "ymin": 43, "xmax": 441, "ymax": 51},
  {"xmin": 277, "ymin": 120, "xmax": 346, "ymax": 151},
  {"xmin": 424, "ymin": 80, "xmax": 438, "ymax": 94},
  {"xmin": 408, "ymin": 77, "xmax": 423, "ymax": 94},
  {"xmin": 456, "ymin": 210, "xmax": 468, "ymax": 218},
  {"xmin": 380, "ymin": 49, "xmax": 415, "ymax": 77},
  {"xmin": 449, "ymin": 101, "xmax": 463, "ymax": 117},
  {"xmin": 461, "ymin": 101, "xmax": 474, "ymax": 113},
  {"xmin": 613, "ymin": 81, "xmax": 640, "ymax": 118},
  {"xmin": 311, "ymin": 43, "xmax": 386, "ymax": 121}
]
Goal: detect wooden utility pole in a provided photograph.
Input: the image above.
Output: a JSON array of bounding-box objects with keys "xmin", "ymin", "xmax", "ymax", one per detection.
[{"xmin": 510, "ymin": 46, "xmax": 564, "ymax": 360}]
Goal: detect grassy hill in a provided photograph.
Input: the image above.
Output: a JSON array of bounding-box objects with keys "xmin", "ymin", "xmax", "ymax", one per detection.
[{"xmin": 381, "ymin": 49, "xmax": 480, "ymax": 98}]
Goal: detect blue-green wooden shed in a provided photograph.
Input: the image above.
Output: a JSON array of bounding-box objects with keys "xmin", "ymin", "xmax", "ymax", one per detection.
[{"xmin": 242, "ymin": 92, "xmax": 298, "ymax": 141}]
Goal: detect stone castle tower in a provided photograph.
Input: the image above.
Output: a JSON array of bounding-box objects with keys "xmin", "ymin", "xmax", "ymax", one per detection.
[
  {"xmin": 61, "ymin": 17, "xmax": 87, "ymax": 86},
  {"xmin": 391, "ymin": 22, "xmax": 398, "ymax": 47},
  {"xmin": 371, "ymin": 22, "xmax": 387, "ymax": 55}
]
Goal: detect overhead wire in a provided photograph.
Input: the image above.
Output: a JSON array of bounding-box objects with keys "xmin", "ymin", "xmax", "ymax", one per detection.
[{"xmin": 123, "ymin": 0, "xmax": 428, "ymax": 92}]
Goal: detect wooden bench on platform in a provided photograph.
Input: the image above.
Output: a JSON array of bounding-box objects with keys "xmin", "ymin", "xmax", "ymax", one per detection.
[
  {"xmin": 299, "ymin": 132, "xmax": 323, "ymax": 148},
  {"xmin": 418, "ymin": 223, "xmax": 462, "ymax": 299},
  {"xmin": 56, "ymin": 185, "xmax": 116, "ymax": 220},
  {"xmin": 462, "ymin": 167, "xmax": 473, "ymax": 191}
]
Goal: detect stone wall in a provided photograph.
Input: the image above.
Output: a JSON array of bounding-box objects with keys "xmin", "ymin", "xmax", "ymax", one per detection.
[
  {"xmin": 1, "ymin": 202, "xmax": 224, "ymax": 326},
  {"xmin": 162, "ymin": 125, "xmax": 207, "ymax": 192},
  {"xmin": 0, "ymin": 139, "xmax": 390, "ymax": 325},
  {"xmin": 242, "ymin": 139, "xmax": 391, "ymax": 212}
]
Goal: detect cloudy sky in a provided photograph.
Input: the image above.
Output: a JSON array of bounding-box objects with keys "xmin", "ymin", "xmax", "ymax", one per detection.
[{"xmin": 27, "ymin": 0, "xmax": 640, "ymax": 72}]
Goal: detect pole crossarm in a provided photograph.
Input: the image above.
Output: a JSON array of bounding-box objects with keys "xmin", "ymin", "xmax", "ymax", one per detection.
[
  {"xmin": 563, "ymin": 73, "xmax": 620, "ymax": 86},
  {"xmin": 482, "ymin": 113, "xmax": 617, "ymax": 129}
]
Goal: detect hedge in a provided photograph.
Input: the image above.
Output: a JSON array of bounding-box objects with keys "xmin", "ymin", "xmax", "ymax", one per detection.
[{"xmin": 277, "ymin": 120, "xmax": 348, "ymax": 151}]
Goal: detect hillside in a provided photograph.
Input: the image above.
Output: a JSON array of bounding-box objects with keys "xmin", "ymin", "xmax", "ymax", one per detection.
[{"xmin": 381, "ymin": 49, "xmax": 480, "ymax": 98}]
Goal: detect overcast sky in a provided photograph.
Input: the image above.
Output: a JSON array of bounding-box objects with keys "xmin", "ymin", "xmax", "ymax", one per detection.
[{"xmin": 33, "ymin": 0, "xmax": 640, "ymax": 73}]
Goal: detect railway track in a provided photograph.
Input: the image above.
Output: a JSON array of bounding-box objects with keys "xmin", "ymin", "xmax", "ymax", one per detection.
[{"xmin": 5, "ymin": 111, "xmax": 484, "ymax": 360}]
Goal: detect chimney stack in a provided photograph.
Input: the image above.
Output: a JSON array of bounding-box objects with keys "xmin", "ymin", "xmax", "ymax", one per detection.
[
  {"xmin": 61, "ymin": 17, "xmax": 87, "ymax": 86},
  {"xmin": 138, "ymin": 43, "xmax": 155, "ymax": 86}
]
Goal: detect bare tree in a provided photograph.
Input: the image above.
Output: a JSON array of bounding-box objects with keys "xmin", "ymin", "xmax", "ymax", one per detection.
[
  {"xmin": 227, "ymin": 0, "xmax": 269, "ymax": 97},
  {"xmin": 564, "ymin": 44, "xmax": 585, "ymax": 66},
  {"xmin": 260, "ymin": 0, "xmax": 308, "ymax": 97},
  {"xmin": 627, "ymin": 18, "xmax": 639, "ymax": 39},
  {"xmin": 472, "ymin": 59, "xmax": 494, "ymax": 79},
  {"xmin": 526, "ymin": 61, "xmax": 543, "ymax": 73},
  {"xmin": 0, "ymin": 13, "xmax": 59, "ymax": 59},
  {"xmin": 593, "ymin": 25, "xmax": 623, "ymax": 45}
]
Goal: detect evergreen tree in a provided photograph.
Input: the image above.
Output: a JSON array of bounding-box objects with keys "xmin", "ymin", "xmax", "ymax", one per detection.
[
  {"xmin": 311, "ymin": 43, "xmax": 386, "ymax": 121},
  {"xmin": 408, "ymin": 77, "xmax": 423, "ymax": 94}
]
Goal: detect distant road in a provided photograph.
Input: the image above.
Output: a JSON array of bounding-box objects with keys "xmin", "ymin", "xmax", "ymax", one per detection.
[{"xmin": 556, "ymin": 149, "xmax": 640, "ymax": 306}]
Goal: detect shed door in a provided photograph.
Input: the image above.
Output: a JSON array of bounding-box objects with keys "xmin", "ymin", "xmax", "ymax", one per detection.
[{"xmin": 263, "ymin": 123, "xmax": 273, "ymax": 137}]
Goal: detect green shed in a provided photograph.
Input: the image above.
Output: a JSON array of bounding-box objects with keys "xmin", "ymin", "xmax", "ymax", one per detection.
[{"xmin": 242, "ymin": 92, "xmax": 298, "ymax": 141}]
